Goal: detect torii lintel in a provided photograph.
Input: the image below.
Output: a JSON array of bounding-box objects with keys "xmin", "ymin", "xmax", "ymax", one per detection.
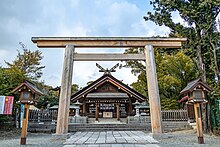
[{"xmin": 32, "ymin": 37, "xmax": 187, "ymax": 48}]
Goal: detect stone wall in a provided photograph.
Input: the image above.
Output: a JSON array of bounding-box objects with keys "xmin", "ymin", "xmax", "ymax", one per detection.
[
  {"xmin": 68, "ymin": 116, "xmax": 88, "ymax": 124},
  {"xmin": 127, "ymin": 116, "xmax": 151, "ymax": 124}
]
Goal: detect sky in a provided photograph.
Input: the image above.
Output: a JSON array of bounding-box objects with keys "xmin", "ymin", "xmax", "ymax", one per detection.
[{"xmin": 0, "ymin": 0, "xmax": 171, "ymax": 88}]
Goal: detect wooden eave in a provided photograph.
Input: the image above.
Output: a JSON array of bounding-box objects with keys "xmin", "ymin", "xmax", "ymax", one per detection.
[
  {"xmin": 12, "ymin": 81, "xmax": 44, "ymax": 96},
  {"xmin": 71, "ymin": 74, "xmax": 146, "ymax": 102},
  {"xmin": 32, "ymin": 37, "xmax": 187, "ymax": 48},
  {"xmin": 180, "ymin": 79, "xmax": 212, "ymax": 95}
]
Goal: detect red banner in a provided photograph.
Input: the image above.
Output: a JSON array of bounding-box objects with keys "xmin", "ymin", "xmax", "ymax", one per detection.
[{"xmin": 3, "ymin": 96, "xmax": 14, "ymax": 115}]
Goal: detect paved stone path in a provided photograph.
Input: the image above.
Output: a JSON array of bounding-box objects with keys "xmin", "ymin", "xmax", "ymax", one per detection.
[{"xmin": 64, "ymin": 131, "xmax": 160, "ymax": 147}]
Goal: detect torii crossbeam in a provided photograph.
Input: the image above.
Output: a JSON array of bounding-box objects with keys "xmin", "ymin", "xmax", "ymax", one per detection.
[{"xmin": 32, "ymin": 37, "xmax": 187, "ymax": 136}]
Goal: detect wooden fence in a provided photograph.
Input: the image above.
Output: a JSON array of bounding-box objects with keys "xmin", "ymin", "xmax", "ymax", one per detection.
[
  {"xmin": 29, "ymin": 109, "xmax": 188, "ymax": 122},
  {"xmin": 29, "ymin": 110, "xmax": 57, "ymax": 122},
  {"xmin": 161, "ymin": 109, "xmax": 188, "ymax": 121}
]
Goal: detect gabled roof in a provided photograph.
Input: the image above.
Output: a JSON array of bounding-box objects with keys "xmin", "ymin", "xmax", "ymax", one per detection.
[
  {"xmin": 71, "ymin": 74, "xmax": 146, "ymax": 102},
  {"xmin": 178, "ymin": 95, "xmax": 189, "ymax": 103},
  {"xmin": 12, "ymin": 80, "xmax": 44, "ymax": 96},
  {"xmin": 180, "ymin": 78, "xmax": 212, "ymax": 95}
]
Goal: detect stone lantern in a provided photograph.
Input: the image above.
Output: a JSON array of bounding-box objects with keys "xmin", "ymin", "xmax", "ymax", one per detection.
[
  {"xmin": 73, "ymin": 100, "xmax": 82, "ymax": 117},
  {"xmin": 133, "ymin": 100, "xmax": 140, "ymax": 117}
]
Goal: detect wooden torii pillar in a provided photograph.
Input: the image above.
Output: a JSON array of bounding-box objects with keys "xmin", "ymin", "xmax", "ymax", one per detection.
[
  {"xmin": 56, "ymin": 44, "xmax": 74, "ymax": 134},
  {"xmin": 32, "ymin": 37, "xmax": 186, "ymax": 135}
]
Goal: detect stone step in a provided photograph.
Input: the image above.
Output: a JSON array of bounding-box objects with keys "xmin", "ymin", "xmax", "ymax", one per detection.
[{"xmin": 28, "ymin": 121, "xmax": 190, "ymax": 133}]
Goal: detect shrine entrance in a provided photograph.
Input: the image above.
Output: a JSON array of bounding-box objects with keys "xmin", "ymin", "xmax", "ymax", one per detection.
[
  {"xmin": 71, "ymin": 63, "xmax": 146, "ymax": 121},
  {"xmin": 32, "ymin": 37, "xmax": 186, "ymax": 135}
]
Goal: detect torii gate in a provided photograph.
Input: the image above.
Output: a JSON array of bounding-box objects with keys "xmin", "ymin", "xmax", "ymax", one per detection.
[{"xmin": 32, "ymin": 37, "xmax": 186, "ymax": 135}]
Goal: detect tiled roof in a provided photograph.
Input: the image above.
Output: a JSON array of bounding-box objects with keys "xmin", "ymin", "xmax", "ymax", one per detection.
[
  {"xmin": 71, "ymin": 74, "xmax": 146, "ymax": 102},
  {"xmin": 178, "ymin": 95, "xmax": 189, "ymax": 103},
  {"xmin": 25, "ymin": 80, "xmax": 44, "ymax": 95},
  {"xmin": 12, "ymin": 80, "xmax": 44, "ymax": 96},
  {"xmin": 180, "ymin": 78, "xmax": 212, "ymax": 95}
]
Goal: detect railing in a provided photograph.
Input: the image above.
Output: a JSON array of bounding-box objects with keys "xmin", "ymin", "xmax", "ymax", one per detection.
[
  {"xmin": 29, "ymin": 110, "xmax": 58, "ymax": 122},
  {"xmin": 29, "ymin": 109, "xmax": 188, "ymax": 122},
  {"xmin": 161, "ymin": 109, "xmax": 188, "ymax": 121}
]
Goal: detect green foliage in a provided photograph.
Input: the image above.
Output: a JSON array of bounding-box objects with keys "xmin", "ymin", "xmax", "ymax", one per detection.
[
  {"xmin": 144, "ymin": 0, "xmax": 220, "ymax": 83},
  {"xmin": 72, "ymin": 84, "xmax": 79, "ymax": 94},
  {"xmin": 0, "ymin": 67, "xmax": 24, "ymax": 96},
  {"xmin": 131, "ymin": 72, "xmax": 148, "ymax": 97},
  {"xmin": 144, "ymin": 0, "xmax": 220, "ymax": 132},
  {"xmin": 0, "ymin": 67, "xmax": 24, "ymax": 123},
  {"xmin": 5, "ymin": 42, "xmax": 45, "ymax": 81},
  {"xmin": 36, "ymin": 92, "xmax": 59, "ymax": 109},
  {"xmin": 161, "ymin": 98, "xmax": 179, "ymax": 110},
  {"xmin": 0, "ymin": 115, "xmax": 11, "ymax": 124},
  {"xmin": 124, "ymin": 48, "xmax": 197, "ymax": 109}
]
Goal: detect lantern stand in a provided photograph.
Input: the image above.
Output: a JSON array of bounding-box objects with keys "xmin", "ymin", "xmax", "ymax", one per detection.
[
  {"xmin": 180, "ymin": 79, "xmax": 211, "ymax": 144},
  {"xmin": 12, "ymin": 80, "xmax": 44, "ymax": 145},
  {"xmin": 133, "ymin": 100, "xmax": 140, "ymax": 117},
  {"xmin": 73, "ymin": 100, "xmax": 82, "ymax": 117}
]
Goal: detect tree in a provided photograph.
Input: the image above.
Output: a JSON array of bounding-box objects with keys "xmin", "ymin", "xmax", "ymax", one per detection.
[
  {"xmin": 72, "ymin": 84, "xmax": 79, "ymax": 95},
  {"xmin": 35, "ymin": 84, "xmax": 59, "ymax": 109},
  {"xmin": 5, "ymin": 42, "xmax": 45, "ymax": 81},
  {"xmin": 124, "ymin": 48, "xmax": 197, "ymax": 110},
  {"xmin": 0, "ymin": 67, "xmax": 24, "ymax": 124},
  {"xmin": 0, "ymin": 67, "xmax": 24, "ymax": 96},
  {"xmin": 144, "ymin": 0, "xmax": 220, "ymax": 132},
  {"xmin": 144, "ymin": 0, "xmax": 220, "ymax": 83}
]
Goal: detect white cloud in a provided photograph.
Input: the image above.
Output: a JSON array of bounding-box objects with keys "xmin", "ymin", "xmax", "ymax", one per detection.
[
  {"xmin": 57, "ymin": 22, "xmax": 89, "ymax": 36},
  {"xmin": 72, "ymin": 61, "xmax": 137, "ymax": 87},
  {"xmin": 0, "ymin": 0, "xmax": 170, "ymax": 88}
]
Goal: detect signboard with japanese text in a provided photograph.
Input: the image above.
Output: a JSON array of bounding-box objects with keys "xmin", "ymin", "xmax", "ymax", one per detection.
[{"xmin": 0, "ymin": 96, "xmax": 14, "ymax": 115}]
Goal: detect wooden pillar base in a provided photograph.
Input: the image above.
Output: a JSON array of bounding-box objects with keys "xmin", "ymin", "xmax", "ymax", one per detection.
[
  {"xmin": 198, "ymin": 137, "xmax": 204, "ymax": 144},
  {"xmin": 20, "ymin": 137, "xmax": 26, "ymax": 145}
]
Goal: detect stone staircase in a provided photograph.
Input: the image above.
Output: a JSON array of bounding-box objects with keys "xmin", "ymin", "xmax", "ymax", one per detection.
[
  {"xmin": 28, "ymin": 119, "xmax": 191, "ymax": 133},
  {"xmin": 68, "ymin": 123, "xmax": 152, "ymax": 132}
]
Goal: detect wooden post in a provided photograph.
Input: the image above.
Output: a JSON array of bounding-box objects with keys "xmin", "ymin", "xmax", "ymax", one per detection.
[
  {"xmin": 56, "ymin": 45, "xmax": 74, "ymax": 134},
  {"xmin": 96, "ymin": 103, "xmax": 99, "ymax": 121},
  {"xmin": 83, "ymin": 101, "xmax": 86, "ymax": 116},
  {"xmin": 145, "ymin": 45, "xmax": 162, "ymax": 133},
  {"xmin": 20, "ymin": 104, "xmax": 30, "ymax": 145},
  {"xmin": 194, "ymin": 103, "xmax": 204, "ymax": 144},
  {"xmin": 129, "ymin": 99, "xmax": 132, "ymax": 115},
  {"xmin": 117, "ymin": 103, "xmax": 120, "ymax": 121}
]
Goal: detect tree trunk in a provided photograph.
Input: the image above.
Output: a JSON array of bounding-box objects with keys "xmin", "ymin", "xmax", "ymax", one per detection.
[
  {"xmin": 206, "ymin": 102, "xmax": 211, "ymax": 132},
  {"xmin": 210, "ymin": 41, "xmax": 220, "ymax": 83},
  {"xmin": 196, "ymin": 42, "xmax": 206, "ymax": 82},
  {"xmin": 195, "ymin": 26, "xmax": 207, "ymax": 132}
]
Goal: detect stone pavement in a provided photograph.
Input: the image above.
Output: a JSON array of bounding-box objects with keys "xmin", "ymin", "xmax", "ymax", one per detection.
[{"xmin": 64, "ymin": 131, "xmax": 160, "ymax": 147}]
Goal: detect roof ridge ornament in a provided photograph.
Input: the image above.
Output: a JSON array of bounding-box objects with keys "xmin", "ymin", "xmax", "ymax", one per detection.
[{"xmin": 96, "ymin": 63, "xmax": 119, "ymax": 75}]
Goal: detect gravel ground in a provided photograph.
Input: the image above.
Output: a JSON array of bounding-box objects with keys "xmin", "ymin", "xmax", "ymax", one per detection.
[
  {"xmin": 0, "ymin": 129, "xmax": 64, "ymax": 147},
  {"xmin": 158, "ymin": 129, "xmax": 220, "ymax": 147},
  {"xmin": 0, "ymin": 129, "xmax": 220, "ymax": 147}
]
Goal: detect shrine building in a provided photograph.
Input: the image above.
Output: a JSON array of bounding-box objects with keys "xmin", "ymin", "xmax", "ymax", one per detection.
[{"xmin": 71, "ymin": 64, "xmax": 147, "ymax": 121}]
